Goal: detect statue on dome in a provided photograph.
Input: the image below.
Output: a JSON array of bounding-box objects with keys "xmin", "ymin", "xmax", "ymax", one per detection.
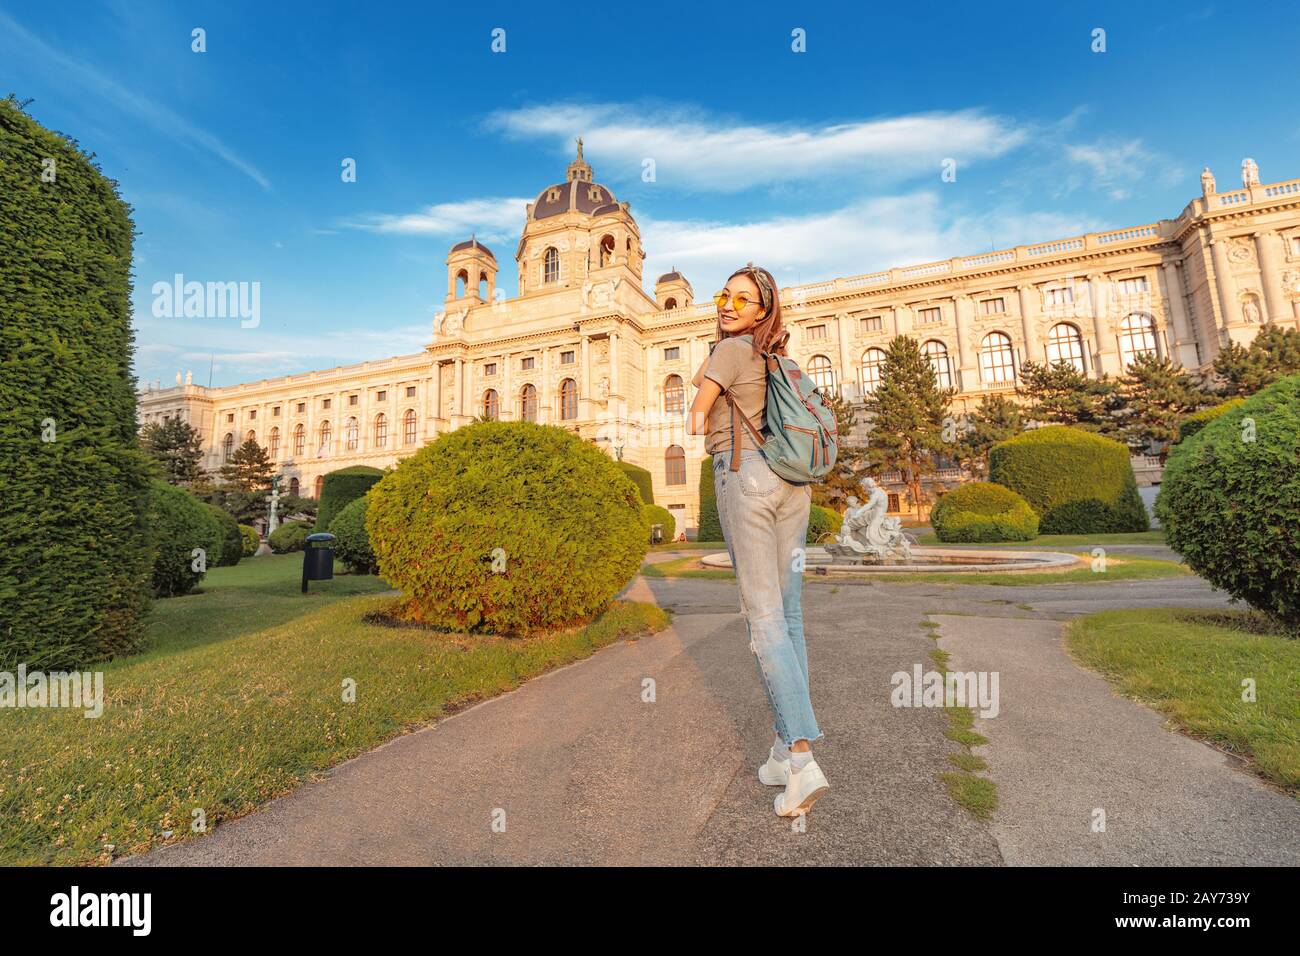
[
  {"xmin": 1200, "ymin": 166, "xmax": 1216, "ymax": 197},
  {"xmin": 1242, "ymin": 157, "xmax": 1260, "ymax": 188}
]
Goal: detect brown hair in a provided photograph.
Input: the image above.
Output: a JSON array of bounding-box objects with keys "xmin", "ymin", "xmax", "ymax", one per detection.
[{"xmin": 716, "ymin": 262, "xmax": 787, "ymax": 356}]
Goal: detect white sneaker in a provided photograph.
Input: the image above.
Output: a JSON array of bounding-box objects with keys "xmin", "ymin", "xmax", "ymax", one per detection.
[
  {"xmin": 758, "ymin": 747, "xmax": 790, "ymax": 786},
  {"xmin": 774, "ymin": 758, "xmax": 829, "ymax": 817}
]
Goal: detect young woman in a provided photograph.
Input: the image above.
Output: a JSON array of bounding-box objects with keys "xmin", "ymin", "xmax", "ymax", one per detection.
[{"xmin": 687, "ymin": 263, "xmax": 828, "ymax": 818}]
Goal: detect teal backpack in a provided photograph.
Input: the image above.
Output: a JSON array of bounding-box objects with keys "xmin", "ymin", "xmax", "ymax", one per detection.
[{"xmin": 722, "ymin": 331, "xmax": 839, "ymax": 484}]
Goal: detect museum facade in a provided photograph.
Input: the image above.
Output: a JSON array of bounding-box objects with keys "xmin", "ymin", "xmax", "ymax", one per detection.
[{"xmin": 139, "ymin": 146, "xmax": 1300, "ymax": 533}]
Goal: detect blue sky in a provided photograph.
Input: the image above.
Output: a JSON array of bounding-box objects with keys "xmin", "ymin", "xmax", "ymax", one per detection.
[{"xmin": 3, "ymin": 0, "xmax": 1297, "ymax": 387}]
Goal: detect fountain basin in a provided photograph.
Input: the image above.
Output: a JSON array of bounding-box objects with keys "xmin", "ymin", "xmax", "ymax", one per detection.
[{"xmin": 700, "ymin": 546, "xmax": 1081, "ymax": 574}]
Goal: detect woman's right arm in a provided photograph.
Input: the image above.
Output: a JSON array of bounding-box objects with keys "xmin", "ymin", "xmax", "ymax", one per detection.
[{"xmin": 687, "ymin": 377, "xmax": 721, "ymax": 436}]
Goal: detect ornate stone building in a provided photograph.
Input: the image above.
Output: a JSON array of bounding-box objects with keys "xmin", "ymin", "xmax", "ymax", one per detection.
[{"xmin": 139, "ymin": 146, "xmax": 1300, "ymax": 532}]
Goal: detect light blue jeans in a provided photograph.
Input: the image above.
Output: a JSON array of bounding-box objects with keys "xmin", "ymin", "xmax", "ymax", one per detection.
[{"xmin": 712, "ymin": 449, "xmax": 822, "ymax": 746}]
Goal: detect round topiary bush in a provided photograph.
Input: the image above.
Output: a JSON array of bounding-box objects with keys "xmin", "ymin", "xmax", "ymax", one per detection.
[
  {"xmin": 1177, "ymin": 398, "xmax": 1246, "ymax": 444},
  {"xmin": 931, "ymin": 481, "xmax": 1039, "ymax": 542},
  {"xmin": 146, "ymin": 480, "xmax": 223, "ymax": 597},
  {"xmin": 989, "ymin": 425, "xmax": 1148, "ymax": 534},
  {"xmin": 239, "ymin": 524, "xmax": 260, "ymax": 557},
  {"xmin": 806, "ymin": 504, "xmax": 843, "ymax": 544},
  {"xmin": 0, "ymin": 98, "xmax": 154, "ymax": 668},
  {"xmin": 315, "ymin": 466, "xmax": 384, "ymax": 533},
  {"xmin": 643, "ymin": 503, "xmax": 675, "ymax": 543},
  {"xmin": 269, "ymin": 520, "xmax": 310, "ymax": 553},
  {"xmin": 203, "ymin": 503, "xmax": 243, "ymax": 567},
  {"xmin": 366, "ymin": 420, "xmax": 649, "ymax": 634},
  {"xmin": 331, "ymin": 496, "xmax": 378, "ymax": 574},
  {"xmin": 1156, "ymin": 374, "xmax": 1300, "ymax": 626}
]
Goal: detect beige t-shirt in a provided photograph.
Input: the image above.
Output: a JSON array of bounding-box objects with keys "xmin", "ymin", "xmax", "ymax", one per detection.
[{"xmin": 703, "ymin": 335, "xmax": 768, "ymax": 454}]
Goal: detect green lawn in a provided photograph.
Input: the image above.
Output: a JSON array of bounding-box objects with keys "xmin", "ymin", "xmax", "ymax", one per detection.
[
  {"xmin": 1066, "ymin": 608, "xmax": 1300, "ymax": 794},
  {"xmin": 643, "ymin": 552, "xmax": 1190, "ymax": 586},
  {"xmin": 0, "ymin": 555, "xmax": 669, "ymax": 866},
  {"xmin": 915, "ymin": 530, "xmax": 1168, "ymax": 549}
]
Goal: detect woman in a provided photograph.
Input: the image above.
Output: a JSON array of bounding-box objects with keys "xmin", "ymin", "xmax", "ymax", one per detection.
[{"xmin": 687, "ymin": 263, "xmax": 828, "ymax": 818}]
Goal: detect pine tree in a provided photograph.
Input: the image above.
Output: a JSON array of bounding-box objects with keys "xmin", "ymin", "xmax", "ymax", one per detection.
[
  {"xmin": 863, "ymin": 335, "xmax": 955, "ymax": 518},
  {"xmin": 140, "ymin": 416, "xmax": 206, "ymax": 486},
  {"xmin": 955, "ymin": 394, "xmax": 1024, "ymax": 478},
  {"xmin": 218, "ymin": 438, "xmax": 275, "ymax": 492},
  {"xmin": 1018, "ymin": 359, "xmax": 1118, "ymax": 433},
  {"xmin": 812, "ymin": 390, "xmax": 870, "ymax": 511},
  {"xmin": 1210, "ymin": 324, "xmax": 1300, "ymax": 397},
  {"xmin": 1114, "ymin": 354, "xmax": 1209, "ymax": 455}
]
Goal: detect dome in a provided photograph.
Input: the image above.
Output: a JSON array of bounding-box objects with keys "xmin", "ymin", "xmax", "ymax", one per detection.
[
  {"xmin": 657, "ymin": 271, "xmax": 684, "ymax": 283},
  {"xmin": 530, "ymin": 179, "xmax": 618, "ymax": 220},
  {"xmin": 449, "ymin": 237, "xmax": 495, "ymax": 259}
]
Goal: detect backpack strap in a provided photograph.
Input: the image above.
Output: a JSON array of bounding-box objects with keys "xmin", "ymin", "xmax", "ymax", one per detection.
[{"xmin": 725, "ymin": 391, "xmax": 766, "ymax": 471}]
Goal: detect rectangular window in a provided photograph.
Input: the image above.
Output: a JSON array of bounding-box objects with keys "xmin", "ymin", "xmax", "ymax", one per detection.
[
  {"xmin": 663, "ymin": 346, "xmax": 680, "ymax": 361},
  {"xmin": 406, "ymin": 386, "xmax": 416, "ymax": 397},
  {"xmin": 484, "ymin": 363, "xmax": 497, "ymax": 376},
  {"xmin": 561, "ymin": 350, "xmax": 575, "ymax": 365},
  {"xmin": 348, "ymin": 394, "xmax": 358, "ymax": 406},
  {"xmin": 272, "ymin": 406, "xmax": 280, "ymax": 416},
  {"xmin": 1292, "ymin": 237, "xmax": 1300, "ymax": 255},
  {"xmin": 859, "ymin": 316, "xmax": 883, "ymax": 333},
  {"xmin": 1117, "ymin": 276, "xmax": 1149, "ymax": 295},
  {"xmin": 322, "ymin": 398, "xmax": 331, "ymax": 409},
  {"xmin": 807, "ymin": 324, "xmax": 827, "ymax": 340},
  {"xmin": 296, "ymin": 403, "xmax": 305, "ymax": 414},
  {"xmin": 377, "ymin": 390, "xmax": 386, "ymax": 402},
  {"xmin": 226, "ymin": 413, "xmax": 234, "ymax": 422},
  {"xmin": 980, "ymin": 298, "xmax": 1006, "ymax": 315},
  {"xmin": 249, "ymin": 409, "xmax": 256, "ymax": 419},
  {"xmin": 1044, "ymin": 287, "xmax": 1074, "ymax": 307},
  {"xmin": 521, "ymin": 357, "xmax": 534, "ymax": 370},
  {"xmin": 916, "ymin": 307, "xmax": 942, "ymax": 325}
]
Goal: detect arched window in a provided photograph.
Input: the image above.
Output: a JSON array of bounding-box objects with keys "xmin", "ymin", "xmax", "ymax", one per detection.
[
  {"xmin": 560, "ymin": 378, "xmax": 578, "ymax": 420},
  {"xmin": 402, "ymin": 409, "xmax": 417, "ymax": 445},
  {"xmin": 245, "ymin": 430, "xmax": 256, "ymax": 444},
  {"xmin": 292, "ymin": 424, "xmax": 305, "ymax": 458},
  {"xmin": 520, "ymin": 384, "xmax": 537, "ymax": 422},
  {"xmin": 544, "ymin": 247, "xmax": 560, "ymax": 284},
  {"xmin": 664, "ymin": 374, "xmax": 684, "ymax": 415},
  {"xmin": 222, "ymin": 433, "xmax": 234, "ymax": 460},
  {"xmin": 317, "ymin": 420, "xmax": 332, "ymax": 455},
  {"xmin": 344, "ymin": 417, "xmax": 359, "ymax": 451},
  {"xmin": 979, "ymin": 332, "xmax": 1016, "ymax": 383},
  {"xmin": 289, "ymin": 476, "xmax": 300, "ymax": 497},
  {"xmin": 483, "ymin": 389, "xmax": 499, "ymax": 420},
  {"xmin": 1046, "ymin": 323, "xmax": 1086, "ymax": 373},
  {"xmin": 858, "ymin": 348, "xmax": 887, "ymax": 395},
  {"xmin": 455, "ymin": 268, "xmax": 468, "ymax": 297},
  {"xmin": 665, "ymin": 445, "xmax": 686, "ymax": 486},
  {"xmin": 1119, "ymin": 313, "xmax": 1157, "ymax": 368},
  {"xmin": 374, "ymin": 413, "xmax": 388, "ymax": 449},
  {"xmin": 269, "ymin": 427, "xmax": 280, "ymax": 459},
  {"xmin": 664, "ymin": 297, "xmax": 677, "ymax": 310},
  {"xmin": 808, "ymin": 355, "xmax": 836, "ymax": 395},
  {"xmin": 314, "ymin": 476, "xmax": 324, "ymax": 498},
  {"xmin": 922, "ymin": 341, "xmax": 952, "ymax": 389}
]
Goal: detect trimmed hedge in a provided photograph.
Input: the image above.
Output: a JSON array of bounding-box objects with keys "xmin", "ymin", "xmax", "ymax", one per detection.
[
  {"xmin": 239, "ymin": 524, "xmax": 260, "ymax": 557},
  {"xmin": 1157, "ymin": 375, "xmax": 1300, "ymax": 626},
  {"xmin": 316, "ymin": 465, "xmax": 384, "ymax": 533},
  {"xmin": 1177, "ymin": 398, "xmax": 1246, "ymax": 443},
  {"xmin": 698, "ymin": 458, "xmax": 721, "ymax": 541},
  {"xmin": 0, "ymin": 98, "xmax": 154, "ymax": 668},
  {"xmin": 146, "ymin": 481, "xmax": 223, "ymax": 597},
  {"xmin": 366, "ymin": 421, "xmax": 649, "ymax": 635},
  {"xmin": 269, "ymin": 521, "xmax": 311, "ymax": 553},
  {"xmin": 203, "ymin": 503, "xmax": 243, "ymax": 567},
  {"xmin": 989, "ymin": 425, "xmax": 1148, "ymax": 534},
  {"xmin": 931, "ymin": 481, "xmax": 1039, "ymax": 542},
  {"xmin": 643, "ymin": 503, "xmax": 676, "ymax": 543},
  {"xmin": 331, "ymin": 496, "xmax": 378, "ymax": 574},
  {"xmin": 617, "ymin": 461, "xmax": 655, "ymax": 505},
  {"xmin": 807, "ymin": 504, "xmax": 843, "ymax": 544}
]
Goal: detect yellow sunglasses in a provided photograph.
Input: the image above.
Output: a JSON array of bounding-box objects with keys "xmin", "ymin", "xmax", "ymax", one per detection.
[{"xmin": 713, "ymin": 290, "xmax": 765, "ymax": 312}]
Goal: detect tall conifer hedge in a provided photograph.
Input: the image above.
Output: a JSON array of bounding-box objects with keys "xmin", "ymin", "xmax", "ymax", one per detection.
[{"xmin": 0, "ymin": 97, "xmax": 153, "ymax": 668}]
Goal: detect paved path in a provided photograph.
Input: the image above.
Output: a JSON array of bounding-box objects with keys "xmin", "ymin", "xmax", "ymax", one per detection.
[{"xmin": 121, "ymin": 563, "xmax": 1299, "ymax": 866}]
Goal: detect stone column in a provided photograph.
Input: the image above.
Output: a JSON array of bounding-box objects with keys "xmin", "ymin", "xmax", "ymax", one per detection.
[
  {"xmin": 453, "ymin": 357, "xmax": 464, "ymax": 420},
  {"xmin": 580, "ymin": 335, "xmax": 592, "ymax": 420},
  {"xmin": 1255, "ymin": 229, "xmax": 1288, "ymax": 323},
  {"xmin": 642, "ymin": 342, "xmax": 654, "ymax": 422},
  {"xmin": 1017, "ymin": 284, "xmax": 1040, "ymax": 364},
  {"xmin": 540, "ymin": 348, "xmax": 551, "ymax": 424},
  {"xmin": 835, "ymin": 312, "xmax": 851, "ymax": 401},
  {"xmin": 1088, "ymin": 273, "xmax": 1118, "ymax": 375},
  {"xmin": 1160, "ymin": 260, "xmax": 1199, "ymax": 367},
  {"xmin": 609, "ymin": 330, "xmax": 620, "ymax": 397},
  {"xmin": 1209, "ymin": 237, "xmax": 1241, "ymax": 333},
  {"xmin": 953, "ymin": 295, "xmax": 977, "ymax": 389},
  {"xmin": 501, "ymin": 350, "xmax": 512, "ymax": 420}
]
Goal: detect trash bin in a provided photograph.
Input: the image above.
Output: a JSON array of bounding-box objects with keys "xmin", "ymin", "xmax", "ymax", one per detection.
[
  {"xmin": 302, "ymin": 532, "xmax": 336, "ymax": 593},
  {"xmin": 650, "ymin": 523, "xmax": 663, "ymax": 545}
]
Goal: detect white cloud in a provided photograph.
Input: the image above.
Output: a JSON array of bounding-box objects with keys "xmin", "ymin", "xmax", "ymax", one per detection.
[
  {"xmin": 344, "ymin": 196, "xmax": 532, "ymax": 244},
  {"xmin": 483, "ymin": 101, "xmax": 1029, "ymax": 191}
]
